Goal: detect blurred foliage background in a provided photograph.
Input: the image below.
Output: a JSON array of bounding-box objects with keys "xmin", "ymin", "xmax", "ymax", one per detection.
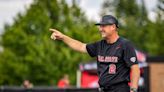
[{"xmin": 0, "ymin": 0, "xmax": 163, "ymax": 86}]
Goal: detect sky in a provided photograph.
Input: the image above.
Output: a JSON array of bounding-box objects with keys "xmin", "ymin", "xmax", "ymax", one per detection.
[
  {"xmin": 0, "ymin": 0, "xmax": 158, "ymax": 33},
  {"xmin": 0, "ymin": 0, "xmax": 33, "ymax": 33}
]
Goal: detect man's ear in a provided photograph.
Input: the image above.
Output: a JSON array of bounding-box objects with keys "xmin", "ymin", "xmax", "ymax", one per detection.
[
  {"xmin": 113, "ymin": 24, "xmax": 118, "ymax": 31},
  {"xmin": 114, "ymin": 24, "xmax": 117, "ymax": 28}
]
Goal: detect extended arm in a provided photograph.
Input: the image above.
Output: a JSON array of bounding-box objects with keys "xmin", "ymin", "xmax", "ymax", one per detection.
[{"xmin": 50, "ymin": 28, "xmax": 87, "ymax": 53}]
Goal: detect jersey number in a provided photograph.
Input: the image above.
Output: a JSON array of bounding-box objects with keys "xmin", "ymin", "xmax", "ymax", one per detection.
[{"xmin": 109, "ymin": 64, "xmax": 116, "ymax": 74}]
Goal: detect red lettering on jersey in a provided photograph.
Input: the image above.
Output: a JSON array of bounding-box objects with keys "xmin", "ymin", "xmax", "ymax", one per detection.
[
  {"xmin": 98, "ymin": 55, "xmax": 118, "ymax": 63},
  {"xmin": 111, "ymin": 57, "xmax": 118, "ymax": 62},
  {"xmin": 109, "ymin": 64, "xmax": 116, "ymax": 74},
  {"xmin": 98, "ymin": 55, "xmax": 105, "ymax": 62}
]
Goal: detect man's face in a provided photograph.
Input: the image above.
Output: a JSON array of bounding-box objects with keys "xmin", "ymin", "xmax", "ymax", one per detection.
[{"xmin": 98, "ymin": 24, "xmax": 116, "ymax": 38}]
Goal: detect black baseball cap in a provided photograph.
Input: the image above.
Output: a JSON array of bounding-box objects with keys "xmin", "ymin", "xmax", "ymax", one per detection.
[{"xmin": 95, "ymin": 15, "xmax": 119, "ymax": 28}]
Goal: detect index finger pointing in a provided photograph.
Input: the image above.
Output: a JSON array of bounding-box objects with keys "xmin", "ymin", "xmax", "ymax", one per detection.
[{"xmin": 49, "ymin": 28, "xmax": 58, "ymax": 32}]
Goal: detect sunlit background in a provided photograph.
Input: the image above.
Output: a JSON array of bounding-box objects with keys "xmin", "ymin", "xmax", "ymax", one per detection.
[
  {"xmin": 0, "ymin": 0, "xmax": 159, "ymax": 32},
  {"xmin": 0, "ymin": 0, "xmax": 163, "ymax": 92}
]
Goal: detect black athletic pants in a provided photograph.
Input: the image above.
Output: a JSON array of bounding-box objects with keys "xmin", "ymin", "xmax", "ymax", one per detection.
[{"xmin": 99, "ymin": 82, "xmax": 130, "ymax": 92}]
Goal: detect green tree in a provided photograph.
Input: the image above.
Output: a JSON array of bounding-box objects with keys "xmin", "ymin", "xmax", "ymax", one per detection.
[
  {"xmin": 147, "ymin": 0, "xmax": 164, "ymax": 55},
  {"xmin": 0, "ymin": 0, "xmax": 99, "ymax": 86}
]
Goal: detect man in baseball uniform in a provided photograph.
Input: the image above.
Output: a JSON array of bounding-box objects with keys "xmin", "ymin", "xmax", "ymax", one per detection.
[{"xmin": 50, "ymin": 15, "xmax": 140, "ymax": 92}]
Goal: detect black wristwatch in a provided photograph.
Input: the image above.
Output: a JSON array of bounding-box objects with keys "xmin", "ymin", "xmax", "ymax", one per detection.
[{"xmin": 130, "ymin": 88, "xmax": 137, "ymax": 92}]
